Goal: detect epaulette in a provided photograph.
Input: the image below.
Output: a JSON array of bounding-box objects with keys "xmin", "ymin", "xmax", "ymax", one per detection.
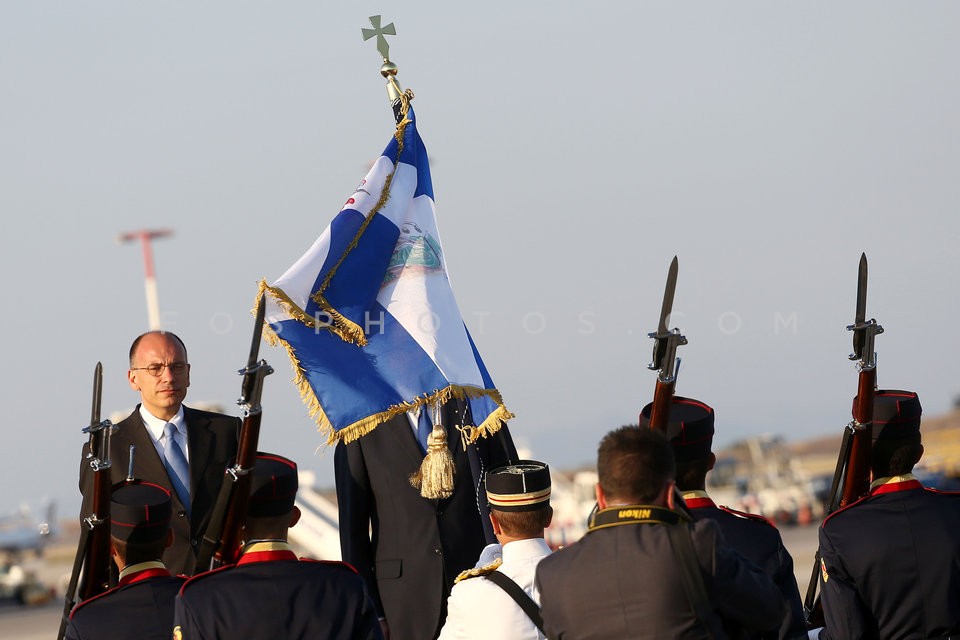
[
  {"xmin": 69, "ymin": 584, "xmax": 122, "ymax": 618},
  {"xmin": 454, "ymin": 558, "xmax": 502, "ymax": 584},
  {"xmin": 821, "ymin": 494, "xmax": 871, "ymax": 527},
  {"xmin": 177, "ymin": 562, "xmax": 235, "ymax": 596},
  {"xmin": 718, "ymin": 505, "xmax": 777, "ymax": 528},
  {"xmin": 299, "ymin": 558, "xmax": 360, "ymax": 575}
]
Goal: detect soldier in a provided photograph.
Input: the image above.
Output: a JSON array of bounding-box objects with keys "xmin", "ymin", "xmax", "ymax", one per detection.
[
  {"xmin": 65, "ymin": 481, "xmax": 185, "ymax": 640},
  {"xmin": 438, "ymin": 460, "xmax": 553, "ymax": 640},
  {"xmin": 535, "ymin": 427, "xmax": 784, "ymax": 639},
  {"xmin": 174, "ymin": 452, "xmax": 382, "ymax": 639},
  {"xmin": 814, "ymin": 390, "xmax": 960, "ymax": 639},
  {"xmin": 640, "ymin": 396, "xmax": 806, "ymax": 640}
]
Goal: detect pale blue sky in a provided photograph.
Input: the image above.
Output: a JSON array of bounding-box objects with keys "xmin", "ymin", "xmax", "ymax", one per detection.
[{"xmin": 3, "ymin": 2, "xmax": 959, "ymax": 515}]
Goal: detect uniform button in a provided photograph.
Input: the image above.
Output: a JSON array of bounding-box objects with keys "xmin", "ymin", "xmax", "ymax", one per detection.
[
  {"xmin": 191, "ymin": 538, "xmax": 198, "ymax": 546},
  {"xmin": 434, "ymin": 548, "xmax": 442, "ymax": 556},
  {"xmin": 177, "ymin": 510, "xmax": 187, "ymax": 517}
]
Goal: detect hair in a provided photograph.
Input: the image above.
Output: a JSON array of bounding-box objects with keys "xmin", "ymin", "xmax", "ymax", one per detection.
[
  {"xmin": 128, "ymin": 331, "xmax": 188, "ymax": 366},
  {"xmin": 111, "ymin": 535, "xmax": 168, "ymax": 566},
  {"xmin": 243, "ymin": 512, "xmax": 293, "ymax": 541},
  {"xmin": 598, "ymin": 427, "xmax": 675, "ymax": 504},
  {"xmin": 872, "ymin": 435, "xmax": 922, "ymax": 477},
  {"xmin": 674, "ymin": 456, "xmax": 712, "ymax": 492},
  {"xmin": 491, "ymin": 506, "xmax": 553, "ymax": 537}
]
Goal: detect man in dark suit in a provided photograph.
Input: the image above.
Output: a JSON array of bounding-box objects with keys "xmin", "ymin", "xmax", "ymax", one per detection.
[
  {"xmin": 536, "ymin": 427, "xmax": 784, "ymax": 639},
  {"xmin": 66, "ymin": 480, "xmax": 185, "ymax": 640},
  {"xmin": 640, "ymin": 396, "xmax": 806, "ymax": 640},
  {"xmin": 335, "ymin": 401, "xmax": 517, "ymax": 640},
  {"xmin": 174, "ymin": 452, "xmax": 382, "ymax": 640},
  {"xmin": 79, "ymin": 331, "xmax": 239, "ymax": 575},
  {"xmin": 815, "ymin": 390, "xmax": 960, "ymax": 639}
]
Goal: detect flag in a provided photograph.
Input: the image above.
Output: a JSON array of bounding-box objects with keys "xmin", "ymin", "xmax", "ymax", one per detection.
[{"xmin": 259, "ymin": 106, "xmax": 512, "ymax": 445}]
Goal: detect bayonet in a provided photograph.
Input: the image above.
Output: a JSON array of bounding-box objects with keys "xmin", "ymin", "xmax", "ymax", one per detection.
[
  {"xmin": 847, "ymin": 252, "xmax": 883, "ymax": 368},
  {"xmin": 648, "ymin": 256, "xmax": 688, "ymax": 383}
]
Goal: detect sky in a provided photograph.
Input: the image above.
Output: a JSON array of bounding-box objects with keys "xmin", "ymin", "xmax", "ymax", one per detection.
[{"xmin": 2, "ymin": 2, "xmax": 960, "ymax": 517}]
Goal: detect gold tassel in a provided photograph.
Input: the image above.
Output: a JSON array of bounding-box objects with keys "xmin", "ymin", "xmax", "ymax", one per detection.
[{"xmin": 409, "ymin": 423, "xmax": 455, "ymax": 499}]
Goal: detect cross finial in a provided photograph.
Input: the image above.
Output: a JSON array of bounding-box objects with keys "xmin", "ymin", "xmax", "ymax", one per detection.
[{"xmin": 361, "ymin": 15, "xmax": 396, "ymax": 61}]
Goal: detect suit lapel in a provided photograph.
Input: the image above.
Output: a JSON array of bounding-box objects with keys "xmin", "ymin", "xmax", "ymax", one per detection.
[
  {"xmin": 116, "ymin": 410, "xmax": 183, "ymax": 508},
  {"xmin": 382, "ymin": 412, "xmax": 427, "ymax": 468},
  {"xmin": 183, "ymin": 406, "xmax": 214, "ymax": 504}
]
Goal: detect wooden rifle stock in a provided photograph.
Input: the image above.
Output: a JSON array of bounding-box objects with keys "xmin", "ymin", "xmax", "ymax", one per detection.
[
  {"xmin": 194, "ymin": 296, "xmax": 272, "ymax": 572},
  {"xmin": 58, "ymin": 364, "xmax": 114, "ymax": 640},
  {"xmin": 840, "ymin": 367, "xmax": 876, "ymax": 507},
  {"xmin": 648, "ymin": 380, "xmax": 677, "ymax": 434}
]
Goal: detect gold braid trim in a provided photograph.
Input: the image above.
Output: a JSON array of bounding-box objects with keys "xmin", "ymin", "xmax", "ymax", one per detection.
[
  {"xmin": 302, "ymin": 113, "xmax": 412, "ymax": 345},
  {"xmin": 255, "ymin": 312, "xmax": 513, "ymax": 448},
  {"xmin": 454, "ymin": 558, "xmax": 502, "ymax": 584}
]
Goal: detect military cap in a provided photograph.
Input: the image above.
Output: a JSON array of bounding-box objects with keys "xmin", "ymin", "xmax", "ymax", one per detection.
[
  {"xmin": 248, "ymin": 453, "xmax": 299, "ymax": 517},
  {"xmin": 110, "ymin": 481, "xmax": 172, "ymax": 543},
  {"xmin": 485, "ymin": 460, "xmax": 551, "ymax": 512},
  {"xmin": 639, "ymin": 396, "xmax": 715, "ymax": 461},
  {"xmin": 861, "ymin": 389, "xmax": 922, "ymax": 440}
]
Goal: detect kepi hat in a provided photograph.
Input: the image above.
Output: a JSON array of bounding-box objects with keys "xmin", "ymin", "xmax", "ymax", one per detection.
[{"xmin": 485, "ymin": 460, "xmax": 551, "ymax": 512}]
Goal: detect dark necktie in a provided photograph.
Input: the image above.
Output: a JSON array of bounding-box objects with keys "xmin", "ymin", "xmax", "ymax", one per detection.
[{"xmin": 417, "ymin": 409, "xmax": 433, "ymax": 453}]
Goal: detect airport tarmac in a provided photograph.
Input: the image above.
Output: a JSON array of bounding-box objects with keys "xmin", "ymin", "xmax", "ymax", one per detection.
[{"xmin": 0, "ymin": 523, "xmax": 823, "ymax": 639}]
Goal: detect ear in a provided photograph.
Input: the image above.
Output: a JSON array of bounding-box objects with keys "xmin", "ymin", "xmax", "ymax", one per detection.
[
  {"xmin": 707, "ymin": 452, "xmax": 716, "ymax": 472},
  {"xmin": 544, "ymin": 506, "xmax": 554, "ymax": 528},
  {"xmin": 128, "ymin": 369, "xmax": 141, "ymax": 392},
  {"xmin": 165, "ymin": 528, "xmax": 174, "ymax": 549},
  {"xmin": 289, "ymin": 506, "xmax": 302, "ymax": 529},
  {"xmin": 915, "ymin": 443, "xmax": 925, "ymax": 466},
  {"xmin": 489, "ymin": 512, "xmax": 503, "ymax": 536},
  {"xmin": 665, "ymin": 481, "xmax": 677, "ymax": 510},
  {"xmin": 595, "ymin": 483, "xmax": 607, "ymax": 509}
]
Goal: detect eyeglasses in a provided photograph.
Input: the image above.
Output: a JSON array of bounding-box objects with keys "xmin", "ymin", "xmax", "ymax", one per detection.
[{"xmin": 131, "ymin": 362, "xmax": 189, "ymax": 377}]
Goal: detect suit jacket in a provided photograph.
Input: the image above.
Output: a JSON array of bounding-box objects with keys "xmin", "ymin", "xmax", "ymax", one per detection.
[
  {"xmin": 335, "ymin": 403, "xmax": 517, "ymax": 640},
  {"xmin": 818, "ymin": 477, "xmax": 960, "ymax": 639},
  {"xmin": 685, "ymin": 494, "xmax": 806, "ymax": 640},
  {"xmin": 173, "ymin": 543, "xmax": 383, "ymax": 640},
  {"xmin": 78, "ymin": 405, "xmax": 240, "ymax": 575},
  {"xmin": 535, "ymin": 514, "xmax": 785, "ymax": 640},
  {"xmin": 65, "ymin": 565, "xmax": 185, "ymax": 640}
]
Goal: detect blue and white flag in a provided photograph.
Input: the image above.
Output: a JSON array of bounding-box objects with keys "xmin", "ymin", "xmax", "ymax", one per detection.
[{"xmin": 260, "ymin": 107, "xmax": 512, "ymax": 444}]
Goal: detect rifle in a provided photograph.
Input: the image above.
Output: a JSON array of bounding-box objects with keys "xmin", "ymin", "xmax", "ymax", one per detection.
[
  {"xmin": 194, "ymin": 295, "xmax": 273, "ymax": 572},
  {"xmin": 803, "ymin": 253, "xmax": 884, "ymax": 626},
  {"xmin": 644, "ymin": 256, "xmax": 688, "ymax": 431},
  {"xmin": 58, "ymin": 363, "xmax": 115, "ymax": 640}
]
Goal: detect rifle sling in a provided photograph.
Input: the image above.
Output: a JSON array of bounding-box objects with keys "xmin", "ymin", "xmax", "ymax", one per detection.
[{"xmin": 483, "ymin": 570, "xmax": 544, "ymax": 634}]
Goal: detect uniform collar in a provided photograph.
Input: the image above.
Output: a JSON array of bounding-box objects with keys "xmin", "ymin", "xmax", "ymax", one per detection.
[
  {"xmin": 680, "ymin": 490, "xmax": 715, "ymax": 509},
  {"xmin": 238, "ymin": 540, "xmax": 298, "ymax": 565},
  {"xmin": 869, "ymin": 473, "xmax": 922, "ymax": 494},
  {"xmin": 118, "ymin": 561, "xmax": 169, "ymax": 586}
]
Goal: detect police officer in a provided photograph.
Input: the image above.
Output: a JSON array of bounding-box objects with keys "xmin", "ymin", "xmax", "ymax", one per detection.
[
  {"xmin": 815, "ymin": 390, "xmax": 960, "ymax": 639},
  {"xmin": 535, "ymin": 427, "xmax": 785, "ymax": 639},
  {"xmin": 640, "ymin": 396, "xmax": 806, "ymax": 640},
  {"xmin": 173, "ymin": 452, "xmax": 383, "ymax": 639},
  {"xmin": 439, "ymin": 460, "xmax": 553, "ymax": 640},
  {"xmin": 65, "ymin": 481, "xmax": 185, "ymax": 640}
]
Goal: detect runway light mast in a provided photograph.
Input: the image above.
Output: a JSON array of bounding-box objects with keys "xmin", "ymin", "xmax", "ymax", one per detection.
[{"xmin": 116, "ymin": 229, "xmax": 173, "ymax": 330}]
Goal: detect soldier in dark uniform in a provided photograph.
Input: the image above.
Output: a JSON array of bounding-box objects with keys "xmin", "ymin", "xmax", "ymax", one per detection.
[
  {"xmin": 174, "ymin": 452, "xmax": 383, "ymax": 640},
  {"xmin": 65, "ymin": 481, "xmax": 185, "ymax": 640},
  {"xmin": 640, "ymin": 396, "xmax": 806, "ymax": 640},
  {"xmin": 535, "ymin": 427, "xmax": 785, "ymax": 639},
  {"xmin": 815, "ymin": 390, "xmax": 960, "ymax": 639}
]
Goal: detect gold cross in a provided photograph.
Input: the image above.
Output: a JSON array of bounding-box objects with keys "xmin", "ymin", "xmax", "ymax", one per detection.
[{"xmin": 361, "ymin": 15, "xmax": 396, "ymax": 61}]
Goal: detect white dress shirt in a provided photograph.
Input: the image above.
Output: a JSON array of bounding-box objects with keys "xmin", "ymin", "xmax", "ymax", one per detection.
[{"xmin": 138, "ymin": 405, "xmax": 190, "ymax": 463}]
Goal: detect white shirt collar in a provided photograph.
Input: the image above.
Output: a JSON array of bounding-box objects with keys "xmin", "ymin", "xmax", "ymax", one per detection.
[
  {"xmin": 139, "ymin": 405, "xmax": 186, "ymax": 445},
  {"xmin": 501, "ymin": 537, "xmax": 552, "ymax": 565}
]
